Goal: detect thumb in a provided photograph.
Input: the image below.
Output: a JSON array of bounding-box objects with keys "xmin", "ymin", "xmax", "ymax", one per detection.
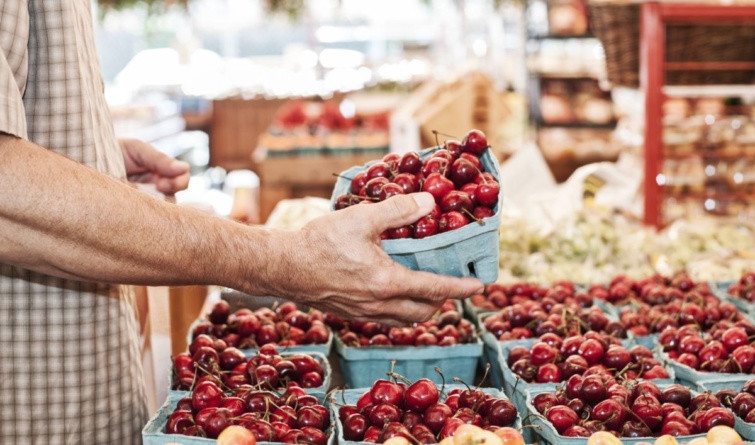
[{"xmin": 356, "ymin": 192, "xmax": 435, "ymax": 235}]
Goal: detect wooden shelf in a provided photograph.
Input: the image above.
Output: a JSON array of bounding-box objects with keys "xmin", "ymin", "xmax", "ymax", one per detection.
[
  {"xmin": 663, "ymin": 150, "xmax": 755, "ymax": 160},
  {"xmin": 539, "ymin": 121, "xmax": 617, "ymax": 129},
  {"xmin": 662, "ymin": 189, "xmax": 755, "ymax": 201},
  {"xmin": 663, "ymin": 85, "xmax": 755, "ymax": 98},
  {"xmin": 641, "ymin": 2, "xmax": 755, "ymax": 227},
  {"xmin": 528, "ymin": 33, "xmax": 596, "ymax": 40},
  {"xmin": 665, "ymin": 61, "xmax": 755, "ymax": 71}
]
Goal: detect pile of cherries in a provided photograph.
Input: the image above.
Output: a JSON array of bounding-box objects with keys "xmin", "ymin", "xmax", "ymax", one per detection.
[
  {"xmin": 173, "ymin": 343, "xmax": 325, "ymax": 392},
  {"xmin": 482, "ymin": 301, "xmax": 625, "ymax": 342},
  {"xmin": 468, "ymin": 281, "xmax": 589, "ymax": 312},
  {"xmin": 326, "ymin": 300, "xmax": 476, "ymax": 347},
  {"xmin": 714, "ymin": 379, "xmax": 755, "ymax": 423},
  {"xmin": 508, "ymin": 332, "xmax": 669, "ymax": 384},
  {"xmin": 166, "ymin": 381, "xmax": 330, "ymax": 441},
  {"xmin": 661, "ymin": 323, "xmax": 755, "ymax": 374},
  {"xmin": 616, "ymin": 294, "xmax": 744, "ymax": 338},
  {"xmin": 333, "ymin": 129, "xmax": 501, "ymax": 239},
  {"xmin": 533, "ymin": 380, "xmax": 734, "ymax": 438},
  {"xmin": 191, "ymin": 300, "xmax": 331, "ymax": 351},
  {"xmin": 337, "ymin": 377, "xmax": 517, "ymax": 443},
  {"xmin": 588, "ymin": 272, "xmax": 711, "ymax": 306},
  {"xmin": 728, "ymin": 271, "xmax": 755, "ymax": 303}
]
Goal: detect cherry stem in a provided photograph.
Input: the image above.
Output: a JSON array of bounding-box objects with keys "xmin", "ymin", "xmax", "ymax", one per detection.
[
  {"xmin": 452, "ymin": 377, "xmax": 473, "ymax": 392},
  {"xmin": 512, "ymin": 376, "xmax": 521, "ymax": 398},
  {"xmin": 477, "ymin": 363, "xmax": 491, "ymax": 388},
  {"xmin": 389, "ymin": 360, "xmax": 397, "ymax": 383},
  {"xmin": 332, "ymin": 173, "xmax": 354, "ymax": 181},
  {"xmin": 434, "ymin": 367, "xmax": 447, "ymax": 398},
  {"xmin": 432, "ymin": 129, "xmax": 458, "ymax": 141},
  {"xmin": 193, "ymin": 362, "xmax": 232, "ymax": 392},
  {"xmin": 387, "ymin": 371, "xmax": 413, "ymax": 386},
  {"xmin": 461, "ymin": 207, "xmax": 485, "ymax": 226}
]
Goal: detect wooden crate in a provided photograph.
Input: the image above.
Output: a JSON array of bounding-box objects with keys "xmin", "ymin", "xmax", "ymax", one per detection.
[
  {"xmin": 258, "ymin": 151, "xmax": 384, "ymax": 222},
  {"xmin": 209, "ymin": 97, "xmax": 289, "ymax": 171}
]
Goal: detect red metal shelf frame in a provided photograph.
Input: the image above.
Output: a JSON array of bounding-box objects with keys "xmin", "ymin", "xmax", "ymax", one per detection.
[{"xmin": 641, "ymin": 2, "xmax": 755, "ymax": 227}]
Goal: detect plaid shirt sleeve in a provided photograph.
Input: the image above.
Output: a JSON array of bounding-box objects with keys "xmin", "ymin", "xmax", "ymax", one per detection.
[{"xmin": 0, "ymin": 1, "xmax": 28, "ymax": 139}]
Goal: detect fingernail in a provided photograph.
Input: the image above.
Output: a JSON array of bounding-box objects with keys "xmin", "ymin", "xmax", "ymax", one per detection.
[{"xmin": 412, "ymin": 192, "xmax": 434, "ymax": 213}]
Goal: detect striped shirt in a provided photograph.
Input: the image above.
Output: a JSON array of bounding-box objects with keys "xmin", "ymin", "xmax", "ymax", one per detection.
[{"xmin": 0, "ymin": 1, "xmax": 148, "ymax": 444}]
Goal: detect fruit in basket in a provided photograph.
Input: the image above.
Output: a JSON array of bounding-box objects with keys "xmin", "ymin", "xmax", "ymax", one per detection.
[
  {"xmin": 192, "ymin": 301, "xmax": 331, "ymax": 350},
  {"xmin": 342, "ymin": 377, "xmax": 517, "ymax": 443},
  {"xmin": 728, "ymin": 271, "xmax": 755, "ymax": 303},
  {"xmin": 333, "ymin": 129, "xmax": 500, "ymax": 239},
  {"xmin": 504, "ymin": 329, "xmax": 665, "ymax": 385},
  {"xmin": 326, "ymin": 300, "xmax": 475, "ymax": 347},
  {"xmin": 165, "ymin": 385, "xmax": 330, "ymax": 441},
  {"xmin": 174, "ymin": 343, "xmax": 325, "ymax": 392},
  {"xmin": 536, "ymin": 380, "xmax": 732, "ymax": 439}
]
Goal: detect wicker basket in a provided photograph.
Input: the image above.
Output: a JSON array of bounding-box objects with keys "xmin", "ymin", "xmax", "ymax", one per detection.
[{"xmin": 588, "ymin": 1, "xmax": 755, "ymax": 88}]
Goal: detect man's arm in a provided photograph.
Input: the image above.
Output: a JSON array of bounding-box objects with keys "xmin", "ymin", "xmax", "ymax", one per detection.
[{"xmin": 0, "ymin": 134, "xmax": 483, "ymax": 325}]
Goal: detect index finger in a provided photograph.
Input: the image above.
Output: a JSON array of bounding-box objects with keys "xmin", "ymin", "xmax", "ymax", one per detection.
[{"xmin": 385, "ymin": 264, "xmax": 484, "ymax": 303}]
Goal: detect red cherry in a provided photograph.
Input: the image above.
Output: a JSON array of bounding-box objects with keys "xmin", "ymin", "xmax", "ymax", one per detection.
[
  {"xmin": 393, "ymin": 173, "xmax": 420, "ymax": 194},
  {"xmin": 192, "ymin": 381, "xmax": 223, "ymax": 412},
  {"xmin": 203, "ymin": 407, "xmax": 232, "ymax": 439},
  {"xmin": 475, "ymin": 182, "xmax": 500, "ymax": 207},
  {"xmin": 461, "ymin": 129, "xmax": 488, "ymax": 156},
  {"xmin": 364, "ymin": 177, "xmax": 390, "ymax": 199},
  {"xmin": 422, "ymin": 172, "xmax": 455, "ymax": 203},
  {"xmin": 536, "ymin": 363, "xmax": 562, "ymax": 383},
  {"xmin": 440, "ymin": 191, "xmax": 474, "ymax": 214},
  {"xmin": 366, "ymin": 162, "xmax": 393, "ymax": 181},
  {"xmin": 438, "ymin": 211, "xmax": 467, "ymax": 233},
  {"xmin": 591, "ymin": 398, "xmax": 626, "ymax": 431},
  {"xmin": 423, "ymin": 403, "xmax": 453, "ymax": 434},
  {"xmin": 404, "ymin": 378, "xmax": 439, "ymax": 413},
  {"xmin": 722, "ymin": 327, "xmax": 749, "ymax": 352},
  {"xmin": 578, "ymin": 338, "xmax": 605, "ymax": 366},
  {"xmin": 343, "ymin": 413, "xmax": 368, "ymax": 441},
  {"xmin": 370, "ymin": 379, "xmax": 405, "ymax": 407},
  {"xmin": 209, "ymin": 300, "xmax": 231, "ymax": 324},
  {"xmin": 472, "ymin": 206, "xmax": 495, "ymax": 220},
  {"xmin": 350, "ymin": 171, "xmax": 369, "ymax": 195},
  {"xmin": 545, "ymin": 405, "xmax": 579, "ymax": 434},
  {"xmin": 421, "ymin": 157, "xmax": 450, "ymax": 177},
  {"xmin": 449, "ymin": 158, "xmax": 479, "ymax": 188},
  {"xmin": 414, "ymin": 216, "xmax": 439, "ymax": 239},
  {"xmin": 697, "ymin": 407, "xmax": 735, "ymax": 431},
  {"xmin": 166, "ymin": 410, "xmax": 194, "ymax": 435},
  {"xmin": 399, "ymin": 152, "xmax": 422, "ymax": 174}
]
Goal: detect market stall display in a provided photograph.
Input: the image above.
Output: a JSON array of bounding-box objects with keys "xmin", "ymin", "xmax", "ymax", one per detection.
[{"xmin": 497, "ymin": 208, "xmax": 755, "ymax": 284}]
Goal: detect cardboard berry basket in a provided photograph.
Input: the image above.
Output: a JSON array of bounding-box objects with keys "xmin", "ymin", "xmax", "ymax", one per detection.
[
  {"xmin": 698, "ymin": 379, "xmax": 755, "ymax": 441},
  {"xmin": 497, "ymin": 339, "xmax": 676, "ymax": 443},
  {"xmin": 523, "ymin": 383, "xmax": 707, "ymax": 445},
  {"xmin": 661, "ymin": 350, "xmax": 755, "ymax": 391},
  {"xmin": 332, "ymin": 384, "xmax": 522, "ymax": 445},
  {"xmin": 333, "ymin": 335, "xmax": 483, "ymax": 390},
  {"xmin": 169, "ymin": 351, "xmax": 333, "ymax": 398},
  {"xmin": 142, "ymin": 392, "xmax": 334, "ymax": 445},
  {"xmin": 711, "ymin": 283, "xmax": 755, "ymax": 321},
  {"xmin": 329, "ymin": 147, "xmax": 504, "ymax": 284}
]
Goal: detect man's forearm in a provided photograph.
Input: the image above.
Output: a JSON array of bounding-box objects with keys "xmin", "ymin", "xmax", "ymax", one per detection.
[{"xmin": 0, "ymin": 134, "xmax": 277, "ymax": 291}]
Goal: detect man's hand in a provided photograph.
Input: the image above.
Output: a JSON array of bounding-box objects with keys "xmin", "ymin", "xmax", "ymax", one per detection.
[
  {"xmin": 262, "ymin": 192, "xmax": 485, "ymax": 326},
  {"xmin": 119, "ymin": 138, "xmax": 190, "ymax": 195}
]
